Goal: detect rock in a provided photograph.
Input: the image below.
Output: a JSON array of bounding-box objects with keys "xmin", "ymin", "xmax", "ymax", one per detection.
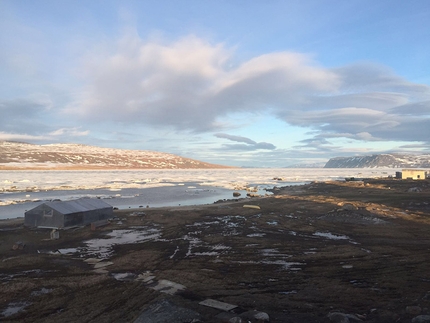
[
  {"xmin": 408, "ymin": 187, "xmax": 422, "ymax": 193},
  {"xmin": 229, "ymin": 317, "xmax": 243, "ymax": 323},
  {"xmin": 341, "ymin": 203, "xmax": 357, "ymax": 211},
  {"xmin": 412, "ymin": 315, "xmax": 430, "ymax": 323},
  {"xmin": 327, "ymin": 312, "xmax": 362, "ymax": 323},
  {"xmin": 422, "ymin": 292, "xmax": 430, "ymax": 300},
  {"xmin": 133, "ymin": 299, "xmax": 201, "ymax": 323},
  {"xmin": 407, "ymin": 306, "xmax": 422, "ymax": 315},
  {"xmin": 233, "ymin": 192, "xmax": 241, "ymax": 197},
  {"xmin": 239, "ymin": 310, "xmax": 269, "ymax": 322},
  {"xmin": 215, "ymin": 312, "xmax": 242, "ymax": 322}
]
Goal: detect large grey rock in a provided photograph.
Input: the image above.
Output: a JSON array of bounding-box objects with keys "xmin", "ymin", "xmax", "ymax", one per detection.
[
  {"xmin": 239, "ymin": 310, "xmax": 269, "ymax": 322},
  {"xmin": 412, "ymin": 315, "xmax": 430, "ymax": 323},
  {"xmin": 134, "ymin": 299, "xmax": 201, "ymax": 323}
]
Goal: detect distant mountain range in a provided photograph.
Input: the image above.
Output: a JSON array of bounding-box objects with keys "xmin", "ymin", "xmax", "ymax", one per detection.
[
  {"xmin": 0, "ymin": 141, "xmax": 232, "ymax": 170},
  {"xmin": 324, "ymin": 154, "xmax": 430, "ymax": 168},
  {"xmin": 285, "ymin": 162, "xmax": 327, "ymax": 168}
]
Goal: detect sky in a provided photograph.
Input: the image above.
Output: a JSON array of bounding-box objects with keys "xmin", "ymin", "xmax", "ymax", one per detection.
[{"xmin": 1, "ymin": 0, "xmax": 430, "ymax": 167}]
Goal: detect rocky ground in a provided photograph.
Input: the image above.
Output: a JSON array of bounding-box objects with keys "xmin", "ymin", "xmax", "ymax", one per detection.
[{"xmin": 1, "ymin": 178, "xmax": 430, "ymax": 323}]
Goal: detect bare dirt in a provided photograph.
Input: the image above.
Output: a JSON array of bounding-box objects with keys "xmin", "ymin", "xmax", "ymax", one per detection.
[{"xmin": 1, "ymin": 178, "xmax": 430, "ymax": 322}]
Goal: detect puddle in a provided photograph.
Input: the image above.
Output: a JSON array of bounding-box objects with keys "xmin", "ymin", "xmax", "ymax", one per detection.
[
  {"xmin": 234, "ymin": 260, "xmax": 304, "ymax": 271},
  {"xmin": 261, "ymin": 260, "xmax": 304, "ymax": 270},
  {"xmin": 1, "ymin": 301, "xmax": 31, "ymax": 317},
  {"xmin": 247, "ymin": 233, "xmax": 266, "ymax": 237},
  {"xmin": 313, "ymin": 231, "xmax": 349, "ymax": 240},
  {"xmin": 183, "ymin": 234, "xmax": 231, "ymax": 257},
  {"xmin": 56, "ymin": 228, "xmax": 161, "ymax": 258},
  {"xmin": 0, "ymin": 269, "xmax": 49, "ymax": 282},
  {"xmin": 151, "ymin": 279, "xmax": 186, "ymax": 295},
  {"xmin": 169, "ymin": 246, "xmax": 180, "ymax": 259},
  {"xmin": 261, "ymin": 249, "xmax": 291, "ymax": 258},
  {"xmin": 267, "ymin": 221, "xmax": 278, "ymax": 225},
  {"xmin": 31, "ymin": 288, "xmax": 53, "ymax": 297},
  {"xmin": 187, "ymin": 215, "xmax": 246, "ymax": 237},
  {"xmin": 112, "ymin": 272, "xmax": 137, "ymax": 281}
]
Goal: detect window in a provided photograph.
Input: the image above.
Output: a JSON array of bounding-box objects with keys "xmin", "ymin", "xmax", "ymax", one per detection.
[{"xmin": 43, "ymin": 210, "xmax": 53, "ymax": 217}]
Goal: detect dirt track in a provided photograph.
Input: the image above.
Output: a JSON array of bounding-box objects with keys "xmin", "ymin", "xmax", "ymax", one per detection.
[{"xmin": 1, "ymin": 179, "xmax": 430, "ymax": 322}]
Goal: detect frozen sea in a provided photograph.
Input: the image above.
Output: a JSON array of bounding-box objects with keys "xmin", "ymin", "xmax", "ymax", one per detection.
[{"xmin": 0, "ymin": 168, "xmax": 396, "ymax": 220}]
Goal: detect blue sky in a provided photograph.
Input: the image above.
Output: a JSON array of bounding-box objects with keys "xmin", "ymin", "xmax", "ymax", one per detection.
[{"xmin": 1, "ymin": 0, "xmax": 430, "ymax": 167}]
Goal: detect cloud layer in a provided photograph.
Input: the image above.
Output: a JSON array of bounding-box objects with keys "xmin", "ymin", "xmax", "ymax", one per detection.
[{"xmin": 66, "ymin": 34, "xmax": 430, "ymax": 151}]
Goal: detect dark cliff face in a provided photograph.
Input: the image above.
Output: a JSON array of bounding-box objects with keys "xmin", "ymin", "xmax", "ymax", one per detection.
[{"xmin": 324, "ymin": 154, "xmax": 430, "ymax": 168}]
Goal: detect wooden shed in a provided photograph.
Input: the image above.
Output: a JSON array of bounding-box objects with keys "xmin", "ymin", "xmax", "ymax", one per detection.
[
  {"xmin": 24, "ymin": 198, "xmax": 114, "ymax": 229},
  {"xmin": 401, "ymin": 169, "xmax": 428, "ymax": 180}
]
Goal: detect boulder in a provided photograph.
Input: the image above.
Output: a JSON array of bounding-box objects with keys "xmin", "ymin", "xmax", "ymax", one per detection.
[
  {"xmin": 133, "ymin": 299, "xmax": 201, "ymax": 323},
  {"xmin": 341, "ymin": 203, "xmax": 357, "ymax": 211},
  {"xmin": 412, "ymin": 315, "xmax": 430, "ymax": 323},
  {"xmin": 408, "ymin": 187, "xmax": 422, "ymax": 193},
  {"xmin": 239, "ymin": 310, "xmax": 269, "ymax": 322}
]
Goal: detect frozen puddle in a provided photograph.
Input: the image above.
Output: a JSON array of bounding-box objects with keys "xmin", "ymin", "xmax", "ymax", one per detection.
[
  {"xmin": 182, "ymin": 234, "xmax": 231, "ymax": 258},
  {"xmin": 151, "ymin": 279, "xmax": 186, "ymax": 295},
  {"xmin": 313, "ymin": 231, "xmax": 350, "ymax": 240},
  {"xmin": 234, "ymin": 260, "xmax": 304, "ymax": 271},
  {"xmin": 57, "ymin": 227, "xmax": 161, "ymax": 258},
  {"xmin": 31, "ymin": 288, "xmax": 53, "ymax": 297},
  {"xmin": 1, "ymin": 301, "xmax": 31, "ymax": 318},
  {"xmin": 261, "ymin": 248, "xmax": 291, "ymax": 258},
  {"xmin": 186, "ymin": 215, "xmax": 246, "ymax": 237},
  {"xmin": 112, "ymin": 272, "xmax": 137, "ymax": 281}
]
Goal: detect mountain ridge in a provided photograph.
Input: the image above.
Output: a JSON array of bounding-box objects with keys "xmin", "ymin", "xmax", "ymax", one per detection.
[
  {"xmin": 0, "ymin": 141, "xmax": 233, "ymax": 170},
  {"xmin": 324, "ymin": 153, "xmax": 430, "ymax": 168}
]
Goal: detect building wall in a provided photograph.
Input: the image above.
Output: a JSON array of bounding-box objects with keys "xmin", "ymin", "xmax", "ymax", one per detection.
[
  {"xmin": 24, "ymin": 204, "xmax": 65, "ymax": 228},
  {"xmin": 64, "ymin": 207, "xmax": 113, "ymax": 227},
  {"xmin": 402, "ymin": 169, "xmax": 428, "ymax": 180}
]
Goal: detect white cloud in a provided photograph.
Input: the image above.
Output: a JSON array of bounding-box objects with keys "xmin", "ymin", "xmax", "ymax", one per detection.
[
  {"xmin": 0, "ymin": 132, "xmax": 50, "ymax": 142},
  {"xmin": 49, "ymin": 127, "xmax": 89, "ymax": 137},
  {"xmin": 215, "ymin": 133, "xmax": 276, "ymax": 150},
  {"xmin": 66, "ymin": 33, "xmax": 430, "ymax": 151},
  {"xmin": 67, "ymin": 34, "xmax": 338, "ymax": 132}
]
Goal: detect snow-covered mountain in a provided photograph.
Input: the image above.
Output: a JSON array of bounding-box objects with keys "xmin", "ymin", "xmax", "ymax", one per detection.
[
  {"xmin": 0, "ymin": 141, "xmax": 232, "ymax": 169},
  {"xmin": 324, "ymin": 154, "xmax": 430, "ymax": 168}
]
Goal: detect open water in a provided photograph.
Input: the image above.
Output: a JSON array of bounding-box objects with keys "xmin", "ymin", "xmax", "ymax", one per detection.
[{"xmin": 0, "ymin": 168, "xmax": 396, "ymax": 219}]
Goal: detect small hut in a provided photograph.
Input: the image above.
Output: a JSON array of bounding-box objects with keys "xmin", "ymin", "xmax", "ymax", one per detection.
[{"xmin": 24, "ymin": 198, "xmax": 114, "ymax": 229}]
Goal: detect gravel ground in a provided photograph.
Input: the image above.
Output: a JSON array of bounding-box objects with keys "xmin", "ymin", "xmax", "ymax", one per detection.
[{"xmin": 1, "ymin": 178, "xmax": 430, "ymax": 323}]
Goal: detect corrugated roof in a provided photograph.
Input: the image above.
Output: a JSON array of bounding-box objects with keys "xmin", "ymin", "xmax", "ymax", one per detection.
[{"xmin": 45, "ymin": 198, "xmax": 112, "ymax": 215}]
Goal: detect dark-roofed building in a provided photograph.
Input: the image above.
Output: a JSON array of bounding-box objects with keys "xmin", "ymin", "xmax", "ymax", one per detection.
[{"xmin": 24, "ymin": 198, "xmax": 114, "ymax": 228}]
